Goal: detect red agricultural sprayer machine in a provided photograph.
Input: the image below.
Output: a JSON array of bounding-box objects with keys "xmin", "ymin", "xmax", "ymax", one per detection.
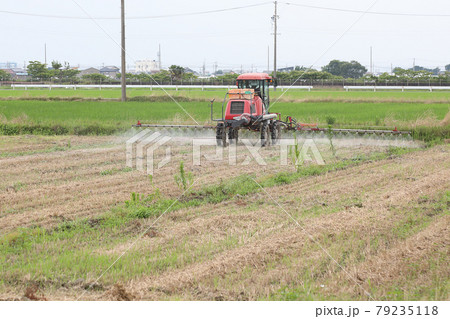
[{"xmin": 134, "ymin": 73, "xmax": 411, "ymax": 145}]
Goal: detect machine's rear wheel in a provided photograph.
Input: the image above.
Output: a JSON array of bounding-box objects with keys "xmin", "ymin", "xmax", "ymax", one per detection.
[
  {"xmin": 271, "ymin": 122, "xmax": 281, "ymax": 144},
  {"xmin": 261, "ymin": 121, "xmax": 271, "ymax": 147}
]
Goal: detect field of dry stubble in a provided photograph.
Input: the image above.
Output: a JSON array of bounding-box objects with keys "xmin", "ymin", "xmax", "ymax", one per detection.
[{"xmin": 0, "ymin": 133, "xmax": 448, "ymax": 301}]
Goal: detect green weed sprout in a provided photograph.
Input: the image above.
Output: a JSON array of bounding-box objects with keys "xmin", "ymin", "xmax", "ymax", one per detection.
[{"xmin": 174, "ymin": 161, "xmax": 194, "ymax": 191}]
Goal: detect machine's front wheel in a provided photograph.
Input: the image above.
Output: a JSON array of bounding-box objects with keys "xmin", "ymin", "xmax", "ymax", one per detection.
[
  {"xmin": 216, "ymin": 123, "xmax": 228, "ymax": 147},
  {"xmin": 228, "ymin": 128, "xmax": 239, "ymax": 145},
  {"xmin": 261, "ymin": 121, "xmax": 271, "ymax": 147},
  {"xmin": 216, "ymin": 123, "xmax": 225, "ymax": 146}
]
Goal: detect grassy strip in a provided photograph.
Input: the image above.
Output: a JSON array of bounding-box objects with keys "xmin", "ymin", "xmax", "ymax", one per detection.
[
  {"xmin": 0, "ymin": 141, "xmax": 117, "ymax": 158},
  {"xmin": 100, "ymin": 167, "xmax": 133, "ymax": 176},
  {"xmin": 2, "ymin": 95, "xmax": 450, "ymax": 105},
  {"xmin": 0, "ymin": 123, "xmax": 119, "ymax": 136},
  {"xmin": 412, "ymin": 126, "xmax": 450, "ymax": 143},
  {"xmin": 1, "ymin": 88, "xmax": 449, "ymax": 101},
  {"xmin": 0, "ymin": 95, "xmax": 209, "ymax": 103},
  {"xmin": 0, "ymin": 144, "xmax": 71, "ymax": 157}
]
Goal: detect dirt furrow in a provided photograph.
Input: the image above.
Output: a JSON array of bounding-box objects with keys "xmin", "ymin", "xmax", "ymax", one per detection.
[
  {"xmin": 0, "ymin": 143, "xmax": 289, "ymax": 231},
  {"xmin": 343, "ymin": 216, "xmax": 449, "ymax": 299}
]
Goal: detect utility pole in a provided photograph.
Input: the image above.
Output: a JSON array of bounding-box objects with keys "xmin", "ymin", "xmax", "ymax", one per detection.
[
  {"xmin": 272, "ymin": 1, "xmax": 278, "ymax": 90},
  {"xmin": 413, "ymin": 58, "xmax": 415, "ymax": 71},
  {"xmin": 158, "ymin": 44, "xmax": 161, "ymax": 70},
  {"xmin": 267, "ymin": 45, "xmax": 269, "ymax": 73},
  {"xmin": 121, "ymin": 0, "xmax": 126, "ymax": 102},
  {"xmin": 44, "ymin": 43, "xmax": 47, "ymax": 65},
  {"xmin": 369, "ymin": 46, "xmax": 373, "ymax": 74}
]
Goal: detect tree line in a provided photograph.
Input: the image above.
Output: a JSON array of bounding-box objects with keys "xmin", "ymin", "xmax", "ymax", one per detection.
[{"xmin": 1, "ymin": 60, "xmax": 449, "ymax": 83}]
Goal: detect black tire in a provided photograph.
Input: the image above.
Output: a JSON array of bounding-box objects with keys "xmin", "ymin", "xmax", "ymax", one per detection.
[
  {"xmin": 222, "ymin": 126, "xmax": 228, "ymax": 147},
  {"xmin": 228, "ymin": 128, "xmax": 239, "ymax": 145},
  {"xmin": 261, "ymin": 121, "xmax": 271, "ymax": 147},
  {"xmin": 216, "ymin": 123, "xmax": 225, "ymax": 146},
  {"xmin": 271, "ymin": 121, "xmax": 281, "ymax": 145}
]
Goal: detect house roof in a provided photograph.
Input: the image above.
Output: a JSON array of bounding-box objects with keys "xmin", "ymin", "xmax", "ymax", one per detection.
[
  {"xmin": 100, "ymin": 66, "xmax": 119, "ymax": 72},
  {"xmin": 81, "ymin": 67, "xmax": 100, "ymax": 71},
  {"xmin": 0, "ymin": 69, "xmax": 15, "ymax": 75}
]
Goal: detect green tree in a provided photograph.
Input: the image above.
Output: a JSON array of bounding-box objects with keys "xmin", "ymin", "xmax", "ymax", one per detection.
[
  {"xmin": 294, "ymin": 65, "xmax": 308, "ymax": 71},
  {"xmin": 168, "ymin": 65, "xmax": 185, "ymax": 80},
  {"xmin": 134, "ymin": 73, "xmax": 152, "ymax": 83},
  {"xmin": 61, "ymin": 63, "xmax": 80, "ymax": 82},
  {"xmin": 393, "ymin": 67, "xmax": 432, "ymax": 79},
  {"xmin": 55, "ymin": 62, "xmax": 78, "ymax": 82},
  {"xmin": 272, "ymin": 69, "xmax": 335, "ymax": 81},
  {"xmin": 27, "ymin": 61, "xmax": 51, "ymax": 81},
  {"xmin": 181, "ymin": 72, "xmax": 197, "ymax": 80},
  {"xmin": 322, "ymin": 60, "xmax": 367, "ymax": 79},
  {"xmin": 215, "ymin": 73, "xmax": 238, "ymax": 82},
  {"xmin": 0, "ymin": 69, "xmax": 12, "ymax": 81},
  {"xmin": 82, "ymin": 73, "xmax": 108, "ymax": 83},
  {"xmin": 115, "ymin": 73, "xmax": 135, "ymax": 81},
  {"xmin": 363, "ymin": 73, "xmax": 378, "ymax": 82},
  {"xmin": 62, "ymin": 69, "xmax": 80, "ymax": 82},
  {"xmin": 410, "ymin": 65, "xmax": 440, "ymax": 75},
  {"xmin": 51, "ymin": 61, "xmax": 62, "ymax": 70},
  {"xmin": 272, "ymin": 71, "xmax": 290, "ymax": 80},
  {"xmin": 378, "ymin": 72, "xmax": 397, "ymax": 82},
  {"xmin": 445, "ymin": 64, "xmax": 450, "ymax": 72},
  {"xmin": 302, "ymin": 70, "xmax": 334, "ymax": 79},
  {"xmin": 151, "ymin": 70, "xmax": 172, "ymax": 82},
  {"xmin": 50, "ymin": 61, "xmax": 63, "ymax": 82}
]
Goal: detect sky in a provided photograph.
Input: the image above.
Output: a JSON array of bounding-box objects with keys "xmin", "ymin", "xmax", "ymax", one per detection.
[{"xmin": 1, "ymin": 0, "xmax": 449, "ymax": 73}]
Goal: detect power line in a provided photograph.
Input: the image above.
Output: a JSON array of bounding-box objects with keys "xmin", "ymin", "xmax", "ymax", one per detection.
[
  {"xmin": 0, "ymin": 18, "xmax": 266, "ymax": 39},
  {"xmin": 120, "ymin": 0, "xmax": 126, "ymax": 102},
  {"xmin": 282, "ymin": 1, "xmax": 450, "ymax": 17},
  {"xmin": 3, "ymin": 1, "xmax": 449, "ymax": 20},
  {"xmin": 268, "ymin": 0, "xmax": 381, "ymax": 110},
  {"xmin": 0, "ymin": 2, "xmax": 271, "ymax": 20}
]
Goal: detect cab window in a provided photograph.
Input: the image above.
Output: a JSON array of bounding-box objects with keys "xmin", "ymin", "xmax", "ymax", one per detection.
[{"xmin": 238, "ymin": 80, "xmax": 261, "ymax": 90}]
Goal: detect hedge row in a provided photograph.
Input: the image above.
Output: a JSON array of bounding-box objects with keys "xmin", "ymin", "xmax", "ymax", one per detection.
[{"xmin": 0, "ymin": 123, "xmax": 120, "ymax": 136}]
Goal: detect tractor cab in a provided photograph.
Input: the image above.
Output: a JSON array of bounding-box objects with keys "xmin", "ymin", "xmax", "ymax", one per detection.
[
  {"xmin": 236, "ymin": 73, "xmax": 272, "ymax": 109},
  {"xmin": 223, "ymin": 73, "xmax": 272, "ymax": 121}
]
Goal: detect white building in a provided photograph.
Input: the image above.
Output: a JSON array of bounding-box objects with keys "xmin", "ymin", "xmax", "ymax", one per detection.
[
  {"xmin": 0, "ymin": 62, "xmax": 18, "ymax": 69},
  {"xmin": 135, "ymin": 60, "xmax": 159, "ymax": 73}
]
